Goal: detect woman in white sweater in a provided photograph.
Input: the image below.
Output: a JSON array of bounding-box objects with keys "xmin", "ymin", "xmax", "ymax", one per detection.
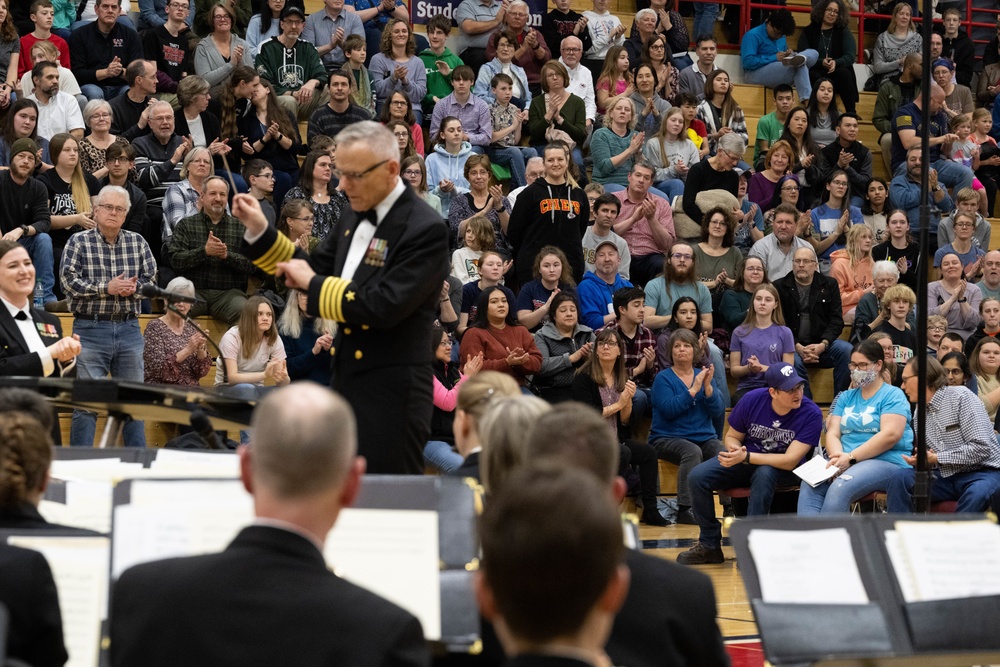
[
  {"xmin": 644, "ymin": 106, "xmax": 700, "ymax": 200},
  {"xmin": 871, "ymin": 3, "xmax": 921, "ymax": 87}
]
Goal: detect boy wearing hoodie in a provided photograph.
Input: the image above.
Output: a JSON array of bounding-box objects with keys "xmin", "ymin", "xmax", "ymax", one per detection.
[{"xmin": 419, "ymin": 14, "xmax": 464, "ymax": 119}]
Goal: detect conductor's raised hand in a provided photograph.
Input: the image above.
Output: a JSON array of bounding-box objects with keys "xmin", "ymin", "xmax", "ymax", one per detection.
[
  {"xmin": 231, "ymin": 193, "xmax": 269, "ymax": 236},
  {"xmin": 276, "ymin": 259, "xmax": 316, "ymax": 290}
]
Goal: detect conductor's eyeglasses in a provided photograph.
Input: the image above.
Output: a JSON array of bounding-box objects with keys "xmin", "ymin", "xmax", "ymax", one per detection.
[{"xmin": 332, "ymin": 160, "xmax": 389, "ymax": 181}]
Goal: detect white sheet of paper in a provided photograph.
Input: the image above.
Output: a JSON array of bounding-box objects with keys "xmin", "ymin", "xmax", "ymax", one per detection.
[
  {"xmin": 890, "ymin": 520, "xmax": 1000, "ymax": 601},
  {"xmin": 39, "ymin": 480, "xmax": 114, "ymax": 534},
  {"xmin": 50, "ymin": 459, "xmax": 143, "ymax": 483},
  {"xmin": 326, "ymin": 508, "xmax": 441, "ymax": 640},
  {"xmin": 793, "ymin": 456, "xmax": 838, "ymax": 487},
  {"xmin": 883, "ymin": 530, "xmax": 920, "ymax": 603},
  {"xmin": 748, "ymin": 528, "xmax": 869, "ymax": 604},
  {"xmin": 7, "ymin": 536, "xmax": 109, "ymax": 667}
]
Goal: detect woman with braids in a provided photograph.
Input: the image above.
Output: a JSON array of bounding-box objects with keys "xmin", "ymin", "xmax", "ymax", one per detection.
[
  {"xmin": 237, "ymin": 77, "xmax": 300, "ymax": 208},
  {"xmin": 0, "ymin": 412, "xmax": 60, "ymax": 529}
]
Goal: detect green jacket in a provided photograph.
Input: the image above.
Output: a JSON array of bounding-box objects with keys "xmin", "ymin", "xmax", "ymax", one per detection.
[
  {"xmin": 418, "ymin": 47, "xmax": 464, "ymax": 107},
  {"xmin": 255, "ymin": 38, "xmax": 328, "ymax": 96},
  {"xmin": 872, "ymin": 76, "xmax": 921, "ymax": 136}
]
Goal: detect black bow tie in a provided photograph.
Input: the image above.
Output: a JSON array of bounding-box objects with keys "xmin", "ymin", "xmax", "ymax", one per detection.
[
  {"xmin": 14, "ymin": 310, "xmax": 30, "ymax": 321},
  {"xmin": 357, "ymin": 209, "xmax": 377, "ymax": 224}
]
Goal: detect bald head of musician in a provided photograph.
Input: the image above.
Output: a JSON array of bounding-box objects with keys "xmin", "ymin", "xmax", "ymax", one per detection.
[{"xmin": 240, "ymin": 382, "xmax": 366, "ymax": 546}]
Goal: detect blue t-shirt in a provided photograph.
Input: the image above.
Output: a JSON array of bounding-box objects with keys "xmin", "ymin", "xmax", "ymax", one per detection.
[
  {"xmin": 811, "ymin": 203, "xmax": 863, "ymax": 261},
  {"xmin": 933, "ymin": 242, "xmax": 986, "ymax": 269},
  {"xmin": 728, "ymin": 387, "xmax": 822, "ymax": 460},
  {"xmin": 832, "ymin": 383, "xmax": 913, "ymax": 466},
  {"xmin": 644, "ymin": 278, "xmax": 712, "ymax": 317},
  {"xmin": 515, "ymin": 280, "xmax": 577, "ymax": 331},
  {"xmin": 731, "ymin": 324, "xmax": 795, "ymax": 391},
  {"xmin": 461, "ymin": 282, "xmax": 517, "ymax": 322}
]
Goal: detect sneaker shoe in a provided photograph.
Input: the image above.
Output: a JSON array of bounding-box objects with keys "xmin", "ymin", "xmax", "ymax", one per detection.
[
  {"xmin": 675, "ymin": 508, "xmax": 698, "ymax": 525},
  {"xmin": 677, "ymin": 543, "xmax": 725, "ymax": 565},
  {"xmin": 784, "ymin": 54, "xmax": 806, "ymax": 68}
]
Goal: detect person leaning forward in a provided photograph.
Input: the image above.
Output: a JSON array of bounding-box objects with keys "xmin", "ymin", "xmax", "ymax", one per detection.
[{"xmin": 231, "ymin": 121, "xmax": 450, "ymax": 475}]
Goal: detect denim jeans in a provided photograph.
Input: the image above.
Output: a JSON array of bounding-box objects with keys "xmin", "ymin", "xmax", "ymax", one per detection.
[
  {"xmin": 219, "ymin": 383, "xmax": 273, "ymax": 445},
  {"xmin": 600, "ymin": 182, "xmax": 670, "ymax": 201},
  {"xmin": 21, "ymin": 233, "xmax": 55, "ymax": 303},
  {"xmin": 706, "ymin": 339, "xmax": 729, "ymax": 437},
  {"xmin": 81, "ymin": 83, "xmax": 129, "ymax": 101},
  {"xmin": 632, "ymin": 385, "xmax": 651, "ymax": 421},
  {"xmin": 487, "ymin": 145, "xmax": 538, "ymax": 188},
  {"xmin": 654, "ymin": 179, "xmax": 685, "ymax": 200},
  {"xmin": 931, "ymin": 158, "xmax": 975, "ymax": 193},
  {"xmin": 886, "ymin": 467, "xmax": 1000, "ymax": 513},
  {"xmin": 651, "ymin": 436, "xmax": 724, "ymax": 506},
  {"xmin": 70, "ymin": 318, "xmax": 146, "ymax": 447},
  {"xmin": 794, "ymin": 337, "xmax": 852, "ymax": 399},
  {"xmin": 691, "ymin": 3, "xmax": 719, "ymax": 43},
  {"xmin": 797, "ymin": 458, "xmax": 903, "ymax": 514},
  {"xmin": 743, "ymin": 50, "xmax": 819, "ymax": 101},
  {"xmin": 424, "ymin": 440, "xmax": 464, "ymax": 472},
  {"xmin": 690, "ymin": 457, "xmax": 800, "ymax": 547}
]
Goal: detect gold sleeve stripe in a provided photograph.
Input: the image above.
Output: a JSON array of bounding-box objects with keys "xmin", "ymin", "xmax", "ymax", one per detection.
[
  {"xmin": 253, "ymin": 233, "xmax": 296, "ymax": 275},
  {"xmin": 319, "ymin": 276, "xmax": 350, "ymax": 322}
]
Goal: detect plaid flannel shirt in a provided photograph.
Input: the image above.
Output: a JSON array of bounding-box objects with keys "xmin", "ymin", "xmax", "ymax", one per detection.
[
  {"xmin": 169, "ymin": 212, "xmax": 253, "ymax": 291},
  {"xmin": 919, "ymin": 386, "xmax": 1000, "ymax": 477},
  {"xmin": 61, "ymin": 227, "xmax": 157, "ymax": 316},
  {"xmin": 605, "ymin": 319, "xmax": 657, "ymax": 386}
]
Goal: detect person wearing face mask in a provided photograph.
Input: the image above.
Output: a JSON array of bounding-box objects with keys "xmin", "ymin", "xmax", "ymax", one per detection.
[{"xmin": 797, "ymin": 338, "xmax": 913, "ymax": 515}]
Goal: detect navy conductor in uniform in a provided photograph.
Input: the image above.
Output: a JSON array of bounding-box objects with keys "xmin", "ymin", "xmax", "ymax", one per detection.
[{"xmin": 231, "ymin": 121, "xmax": 450, "ymax": 474}]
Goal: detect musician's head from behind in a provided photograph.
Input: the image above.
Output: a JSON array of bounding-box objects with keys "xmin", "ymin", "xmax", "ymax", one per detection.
[
  {"xmin": 0, "ymin": 410, "xmax": 53, "ymax": 510},
  {"xmin": 332, "ymin": 120, "xmax": 401, "ymax": 214},
  {"xmin": 241, "ymin": 383, "xmax": 364, "ymax": 541},
  {"xmin": 476, "ymin": 464, "xmax": 629, "ymax": 657},
  {"xmin": 0, "ymin": 239, "xmax": 36, "ymax": 307}
]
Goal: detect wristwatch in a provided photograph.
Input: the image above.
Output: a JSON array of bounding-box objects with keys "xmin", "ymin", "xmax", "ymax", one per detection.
[
  {"xmin": 848, "ymin": 454, "xmax": 858, "ymax": 466},
  {"xmin": 19, "ymin": 225, "xmax": 30, "ymax": 237}
]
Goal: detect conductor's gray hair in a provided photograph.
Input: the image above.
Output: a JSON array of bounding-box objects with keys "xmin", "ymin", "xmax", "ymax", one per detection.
[{"xmin": 333, "ymin": 121, "xmax": 400, "ymax": 163}]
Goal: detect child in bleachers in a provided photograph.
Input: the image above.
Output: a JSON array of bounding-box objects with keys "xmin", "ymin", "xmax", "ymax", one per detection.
[
  {"xmin": 487, "ymin": 73, "xmax": 537, "ymax": 189},
  {"xmin": 730, "ymin": 284, "xmax": 795, "ymax": 405},
  {"xmin": 451, "ymin": 215, "xmax": 493, "ymax": 285},
  {"xmin": 458, "ymin": 250, "xmax": 515, "ymax": 337},
  {"xmin": 343, "ymin": 35, "xmax": 375, "ymax": 115},
  {"xmin": 425, "ymin": 116, "xmax": 473, "ymax": 219},
  {"xmin": 676, "ymin": 92, "xmax": 708, "ymax": 159},
  {"xmin": 643, "ymin": 106, "xmax": 699, "ymax": 201},
  {"xmin": 947, "ymin": 114, "xmax": 990, "ymax": 214}
]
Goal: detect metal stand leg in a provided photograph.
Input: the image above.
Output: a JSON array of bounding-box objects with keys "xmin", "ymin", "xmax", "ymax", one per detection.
[{"xmin": 97, "ymin": 411, "xmax": 127, "ymax": 449}]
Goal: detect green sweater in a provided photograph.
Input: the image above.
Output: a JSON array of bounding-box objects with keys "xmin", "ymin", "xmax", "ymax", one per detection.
[
  {"xmin": 590, "ymin": 127, "xmax": 638, "ymax": 185},
  {"xmin": 255, "ymin": 38, "xmax": 328, "ymax": 96},
  {"xmin": 418, "ymin": 47, "xmax": 464, "ymax": 107},
  {"xmin": 528, "ymin": 93, "xmax": 587, "ymax": 146}
]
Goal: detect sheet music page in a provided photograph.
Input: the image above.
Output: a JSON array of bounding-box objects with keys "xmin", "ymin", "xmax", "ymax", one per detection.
[
  {"xmin": 39, "ymin": 480, "xmax": 114, "ymax": 533},
  {"xmin": 883, "ymin": 530, "xmax": 920, "ymax": 603},
  {"xmin": 150, "ymin": 450, "xmax": 240, "ymax": 475},
  {"xmin": 748, "ymin": 528, "xmax": 869, "ymax": 604},
  {"xmin": 793, "ymin": 456, "xmax": 839, "ymax": 487},
  {"xmin": 7, "ymin": 536, "xmax": 109, "ymax": 667},
  {"xmin": 326, "ymin": 509, "xmax": 442, "ymax": 640},
  {"xmin": 50, "ymin": 459, "xmax": 143, "ymax": 483},
  {"xmin": 892, "ymin": 520, "xmax": 1000, "ymax": 601}
]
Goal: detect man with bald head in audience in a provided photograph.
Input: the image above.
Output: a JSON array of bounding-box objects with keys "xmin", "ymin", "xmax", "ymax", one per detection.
[
  {"xmin": 977, "ymin": 250, "xmax": 1000, "ymax": 301},
  {"xmin": 110, "ymin": 383, "xmax": 430, "ymax": 666}
]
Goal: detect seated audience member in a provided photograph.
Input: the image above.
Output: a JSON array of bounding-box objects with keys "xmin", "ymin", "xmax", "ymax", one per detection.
[
  {"xmin": 578, "ymin": 240, "xmax": 632, "ymax": 331},
  {"xmin": 677, "ymin": 35, "xmax": 716, "ymax": 105},
  {"xmin": 940, "ymin": 349, "xmax": 978, "ymax": 393},
  {"xmin": 775, "ymin": 246, "xmax": 851, "ymax": 398},
  {"xmin": 460, "ymin": 286, "xmax": 542, "ymax": 388},
  {"xmin": 401, "ymin": 155, "xmax": 442, "ymax": 215},
  {"xmin": 276, "ymin": 198, "xmax": 316, "ymax": 253},
  {"xmin": 169, "ymin": 176, "xmax": 253, "ymax": 324},
  {"xmin": 873, "ymin": 51, "xmax": 920, "ymax": 171},
  {"xmin": 241, "ymin": 78, "xmax": 301, "ymax": 207},
  {"xmin": 749, "ymin": 203, "xmax": 814, "ymax": 282},
  {"xmin": 935, "ymin": 210, "xmax": 986, "ymax": 281},
  {"xmin": 516, "ymin": 247, "xmax": 577, "ymax": 332},
  {"xmin": 747, "ymin": 140, "xmax": 793, "ymax": 211},
  {"xmin": 852, "ymin": 260, "xmax": 905, "ymax": 342},
  {"xmin": 545, "ymin": 3, "xmax": 593, "ymax": 71},
  {"xmin": 243, "ymin": 159, "xmax": 276, "ymax": 228},
  {"xmin": 809, "ymin": 169, "xmax": 862, "ymax": 272},
  {"xmin": 109, "ymin": 60, "xmax": 156, "ymax": 142},
  {"xmin": 967, "ymin": 297, "xmax": 1000, "ymax": 358},
  {"xmin": 533, "ymin": 292, "xmax": 593, "ymax": 403},
  {"xmin": 18, "ymin": 39, "xmax": 86, "ymax": 113},
  {"xmin": 457, "ymin": 250, "xmax": 515, "ymax": 337},
  {"xmin": 939, "ymin": 187, "xmax": 991, "ymax": 251},
  {"xmin": 682, "ymin": 133, "xmax": 743, "ymax": 224},
  {"xmin": 162, "ymin": 147, "xmax": 213, "ymax": 245},
  {"xmin": 872, "ymin": 208, "xmax": 919, "ymax": 293},
  {"xmin": 571, "ymin": 327, "xmax": 665, "ymax": 526},
  {"xmin": 978, "ymin": 250, "xmax": 1000, "ymax": 301},
  {"xmin": 424, "ymin": 326, "xmax": 481, "ymax": 473},
  {"xmin": 861, "ymin": 177, "xmax": 889, "ymax": 243},
  {"xmin": 696, "ymin": 69, "xmax": 748, "ymax": 157},
  {"xmin": 283, "ymin": 150, "xmax": 344, "ymax": 242},
  {"xmin": 820, "ymin": 113, "xmax": 871, "ymax": 206},
  {"xmin": 594, "ymin": 45, "xmax": 630, "ymax": 118},
  {"xmin": 483, "ymin": 1, "xmax": 550, "ymax": 97},
  {"xmin": 729, "ymin": 284, "xmax": 795, "ymax": 405},
  {"xmin": 254, "ymin": 6, "xmax": 328, "ymax": 121},
  {"xmin": 80, "ymin": 101, "xmax": 129, "ymax": 180},
  {"xmin": 592, "ymin": 95, "xmax": 658, "ymax": 195},
  {"xmin": 194, "ymin": 2, "xmax": 254, "ymax": 97},
  {"xmin": 935, "ymin": 59, "xmax": 973, "ymax": 120},
  {"xmin": 0, "ymin": 542, "xmax": 67, "ymax": 667},
  {"xmin": 643, "ymin": 107, "xmax": 699, "ymax": 200},
  {"xmin": 417, "ymin": 14, "xmax": 462, "ymax": 117},
  {"xmin": 18, "ymin": 0, "xmax": 70, "ymax": 79},
  {"xmin": 806, "ymin": 78, "xmax": 839, "ymax": 148},
  {"xmin": 583, "ymin": 193, "xmax": 630, "ymax": 279},
  {"xmin": 889, "ymin": 356, "xmax": 1000, "ymax": 513},
  {"xmin": 100, "ymin": 142, "xmax": 148, "ymax": 238},
  {"xmin": 26, "ymin": 60, "xmax": 83, "ymax": 141},
  {"xmin": 581, "ymin": 0, "xmax": 625, "ymax": 80},
  {"xmin": 604, "ymin": 286, "xmax": 656, "ymax": 416},
  {"xmin": 928, "ymin": 252, "xmax": 983, "ymax": 341},
  {"xmin": 244, "ymin": 0, "xmax": 283, "ymax": 60},
  {"xmin": 0, "ymin": 139, "xmax": 57, "ymax": 305},
  {"xmin": 69, "ymin": 0, "xmax": 143, "ymax": 101},
  {"xmin": 867, "ymin": 331, "xmax": 902, "ymax": 387},
  {"xmin": 649, "ymin": 328, "xmax": 725, "ymax": 524},
  {"xmin": 736, "ymin": 172, "xmax": 769, "ymax": 253},
  {"xmin": 389, "ymin": 117, "xmax": 419, "ymax": 161},
  {"xmin": 38, "ymin": 133, "xmax": 100, "ymax": 281},
  {"xmin": 141, "ymin": 0, "xmax": 192, "ymax": 101},
  {"xmin": 425, "ymin": 115, "xmax": 474, "ymax": 219},
  {"xmin": 527, "ymin": 60, "xmax": 587, "ymax": 170},
  {"xmin": 938, "ymin": 330, "xmax": 965, "ymax": 358},
  {"xmin": 277, "ymin": 288, "xmax": 336, "ymax": 385},
  {"xmin": 343, "ymin": 35, "xmax": 375, "ymax": 114},
  {"xmin": 938, "ymin": 8, "xmax": 974, "ymax": 86},
  {"xmin": 486, "ymin": 71, "xmax": 537, "ymax": 189},
  {"xmin": 678, "ymin": 362, "xmax": 822, "ymax": 564},
  {"xmin": 524, "ymin": 403, "xmax": 731, "ymax": 666},
  {"xmin": 142, "ymin": 276, "xmax": 211, "ymax": 386},
  {"xmin": 133, "ymin": 100, "xmax": 190, "ymax": 254},
  {"xmin": 830, "ymin": 224, "xmax": 875, "ymax": 324},
  {"xmin": 450, "ymin": 154, "xmax": 512, "ymax": 259},
  {"xmin": 379, "ymin": 89, "xmax": 423, "ymax": 156},
  {"xmin": 890, "ymin": 147, "xmax": 953, "ymax": 246},
  {"xmin": 640, "ymin": 35, "xmax": 676, "ymax": 109},
  {"xmin": 449, "ymin": 370, "xmax": 520, "ymax": 480},
  {"xmin": 719, "ymin": 255, "xmax": 770, "ymax": 331},
  {"xmin": 368, "ymin": 18, "xmax": 426, "ymax": 122},
  {"xmin": 740, "ymin": 8, "xmax": 817, "ymax": 104},
  {"xmin": 693, "ymin": 206, "xmax": 742, "ymax": 298},
  {"xmin": 610, "ymin": 160, "xmax": 675, "ymax": 287},
  {"xmin": 798, "ymin": 339, "xmax": 913, "ymax": 515},
  {"xmin": 872, "ymin": 284, "xmax": 917, "ymax": 365},
  {"xmin": 642, "ymin": 242, "xmax": 711, "ymax": 330},
  {"xmin": 478, "ymin": 394, "xmax": 553, "ymax": 494},
  {"xmin": 505, "ymin": 155, "xmax": 544, "ymax": 210},
  {"xmin": 306, "ymin": 68, "xmax": 373, "ymax": 146},
  {"xmin": 192, "ymin": 0, "xmax": 251, "ymax": 36},
  {"xmin": 302, "ymin": 0, "xmax": 364, "ymax": 72},
  {"xmin": 972, "ymin": 337, "xmax": 1000, "ymax": 422},
  {"xmin": 110, "ymin": 383, "xmax": 430, "ymax": 666},
  {"xmin": 174, "ymin": 75, "xmax": 235, "ymax": 178},
  {"xmin": 430, "ymin": 65, "xmax": 491, "ymax": 155},
  {"xmin": 751, "ymin": 85, "xmax": 795, "ymax": 169},
  {"xmin": 760, "ymin": 173, "xmax": 805, "ymax": 226},
  {"xmin": 557, "ymin": 35, "xmax": 595, "ymax": 128}
]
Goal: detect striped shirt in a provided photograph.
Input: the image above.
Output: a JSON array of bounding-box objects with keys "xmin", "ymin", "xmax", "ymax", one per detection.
[
  {"xmin": 60, "ymin": 227, "xmax": 157, "ymax": 317},
  {"xmin": 919, "ymin": 385, "xmax": 1000, "ymax": 477}
]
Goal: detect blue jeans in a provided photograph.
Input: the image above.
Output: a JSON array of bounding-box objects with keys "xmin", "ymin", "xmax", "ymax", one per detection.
[
  {"xmin": 21, "ymin": 233, "xmax": 55, "ymax": 303},
  {"xmin": 932, "ymin": 158, "xmax": 974, "ymax": 193},
  {"xmin": 70, "ymin": 318, "xmax": 146, "ymax": 447},
  {"xmin": 651, "ymin": 436, "xmax": 724, "ymax": 506},
  {"xmin": 600, "ymin": 182, "xmax": 670, "ymax": 201},
  {"xmin": 886, "ymin": 467, "xmax": 1000, "ymax": 513},
  {"xmin": 220, "ymin": 383, "xmax": 272, "ymax": 445},
  {"xmin": 743, "ymin": 50, "xmax": 820, "ymax": 101},
  {"xmin": 794, "ymin": 337, "xmax": 851, "ymax": 399},
  {"xmin": 707, "ymin": 339, "xmax": 729, "ymax": 438},
  {"xmin": 423, "ymin": 440, "xmax": 463, "ymax": 472},
  {"xmin": 797, "ymin": 458, "xmax": 903, "ymax": 514},
  {"xmin": 81, "ymin": 83, "xmax": 129, "ymax": 101},
  {"xmin": 632, "ymin": 385, "xmax": 651, "ymax": 421},
  {"xmin": 690, "ymin": 457, "xmax": 800, "ymax": 547},
  {"xmin": 691, "ymin": 3, "xmax": 719, "ymax": 43},
  {"xmin": 487, "ymin": 145, "xmax": 538, "ymax": 188},
  {"xmin": 654, "ymin": 179, "xmax": 685, "ymax": 200}
]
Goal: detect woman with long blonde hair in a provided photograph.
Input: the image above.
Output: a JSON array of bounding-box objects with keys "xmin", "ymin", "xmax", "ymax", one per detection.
[
  {"xmin": 830, "ymin": 223, "xmax": 875, "ymax": 323},
  {"xmin": 39, "ymin": 133, "xmax": 100, "ymax": 267}
]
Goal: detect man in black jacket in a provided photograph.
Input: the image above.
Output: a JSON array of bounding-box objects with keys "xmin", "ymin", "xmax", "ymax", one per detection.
[
  {"xmin": 68, "ymin": 0, "xmax": 144, "ymax": 100},
  {"xmin": 109, "ymin": 60, "xmax": 156, "ymax": 142},
  {"xmin": 775, "ymin": 246, "xmax": 851, "ymax": 399},
  {"xmin": 820, "ymin": 112, "xmax": 872, "ymax": 208}
]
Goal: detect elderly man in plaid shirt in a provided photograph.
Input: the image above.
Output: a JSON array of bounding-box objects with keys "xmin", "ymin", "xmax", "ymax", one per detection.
[
  {"xmin": 888, "ymin": 356, "xmax": 1000, "ymax": 513},
  {"xmin": 61, "ymin": 185, "xmax": 157, "ymax": 447},
  {"xmin": 603, "ymin": 286, "xmax": 656, "ymax": 418}
]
